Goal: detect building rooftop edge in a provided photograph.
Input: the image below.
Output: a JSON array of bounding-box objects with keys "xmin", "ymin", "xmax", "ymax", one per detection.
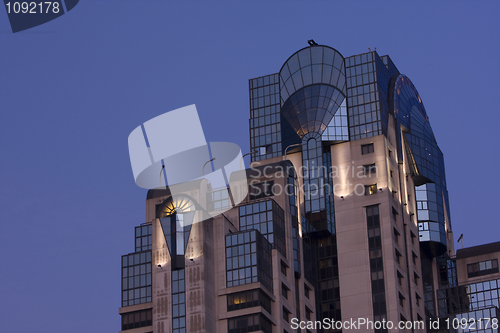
[{"xmin": 456, "ymin": 241, "xmax": 500, "ymax": 259}]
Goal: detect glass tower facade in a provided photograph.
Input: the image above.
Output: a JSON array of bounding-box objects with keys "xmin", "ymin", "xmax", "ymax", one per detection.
[
  {"xmin": 120, "ymin": 42, "xmax": 461, "ymax": 333},
  {"xmin": 247, "ymin": 43, "xmax": 453, "ymax": 331}
]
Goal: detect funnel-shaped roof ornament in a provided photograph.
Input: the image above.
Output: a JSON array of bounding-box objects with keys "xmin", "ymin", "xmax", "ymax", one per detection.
[{"xmin": 279, "ymin": 45, "xmax": 347, "ymax": 137}]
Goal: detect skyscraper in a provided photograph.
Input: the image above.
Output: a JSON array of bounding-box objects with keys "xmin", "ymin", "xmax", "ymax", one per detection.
[{"xmin": 119, "ymin": 42, "xmax": 459, "ymax": 333}]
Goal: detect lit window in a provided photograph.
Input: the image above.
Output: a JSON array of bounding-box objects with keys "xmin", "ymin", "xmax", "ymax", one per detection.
[
  {"xmin": 365, "ymin": 184, "xmax": 377, "ymax": 195},
  {"xmin": 227, "ymin": 289, "xmax": 272, "ymax": 314}
]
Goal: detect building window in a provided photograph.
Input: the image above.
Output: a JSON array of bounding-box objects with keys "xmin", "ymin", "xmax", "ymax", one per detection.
[
  {"xmin": 258, "ymin": 145, "xmax": 274, "ymax": 156},
  {"xmin": 227, "ymin": 289, "xmax": 272, "ymax": 314},
  {"xmin": 368, "ymin": 228, "xmax": 381, "ymax": 248},
  {"xmin": 283, "ymin": 307, "xmax": 291, "ymax": 323},
  {"xmin": 305, "ymin": 306, "xmax": 312, "ymax": 321},
  {"xmin": 225, "ymin": 230, "xmax": 273, "ymax": 291},
  {"xmin": 228, "ymin": 314, "xmax": 272, "ymax": 333},
  {"xmin": 121, "ymin": 251, "xmax": 152, "ymax": 307},
  {"xmin": 390, "ymin": 169, "xmax": 394, "ymax": 178},
  {"xmin": 388, "ymin": 149, "xmax": 392, "ymax": 158},
  {"xmin": 416, "ymin": 293, "xmax": 421, "ymax": 307},
  {"xmin": 361, "ymin": 143, "xmax": 374, "ymax": 155},
  {"xmin": 281, "ymin": 260, "xmax": 287, "ymax": 276},
  {"xmin": 207, "ymin": 188, "xmax": 231, "ymax": 211},
  {"xmin": 412, "ymin": 251, "xmax": 418, "ymax": 265},
  {"xmin": 365, "ymin": 184, "xmax": 377, "ymax": 195},
  {"xmin": 397, "ymin": 270, "xmax": 404, "ymax": 286},
  {"xmin": 238, "ymin": 200, "xmax": 286, "ymax": 256},
  {"xmin": 414, "ymin": 272, "xmax": 420, "ymax": 286},
  {"xmin": 393, "ymin": 227, "xmax": 400, "ymax": 244},
  {"xmin": 121, "ymin": 309, "xmax": 152, "ymax": 331},
  {"xmin": 135, "ymin": 224, "xmax": 152, "ymax": 252},
  {"xmin": 363, "ymin": 163, "xmax": 377, "ymax": 176},
  {"xmin": 304, "ymin": 284, "xmax": 310, "ymax": 299},
  {"xmin": 392, "ymin": 207, "xmax": 398, "ymax": 221},
  {"xmin": 172, "ymin": 269, "xmax": 186, "ymax": 333},
  {"xmin": 281, "ymin": 283, "xmax": 289, "ymax": 299},
  {"xmin": 367, "ymin": 204, "xmax": 387, "ymax": 319},
  {"xmin": 399, "ymin": 292, "xmax": 405, "ymax": 308},
  {"xmin": 467, "ymin": 259, "xmax": 499, "ymax": 278},
  {"xmin": 410, "ymin": 231, "xmax": 416, "ymax": 245},
  {"xmin": 395, "ymin": 249, "xmax": 402, "ymax": 265}
]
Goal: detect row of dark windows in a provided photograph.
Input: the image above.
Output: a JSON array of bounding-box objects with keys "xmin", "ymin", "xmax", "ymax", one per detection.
[
  {"xmin": 227, "ymin": 313, "xmax": 272, "ymax": 333},
  {"xmin": 468, "ymin": 259, "xmax": 499, "ymax": 278},
  {"xmin": 121, "ymin": 309, "xmax": 152, "ymax": 331}
]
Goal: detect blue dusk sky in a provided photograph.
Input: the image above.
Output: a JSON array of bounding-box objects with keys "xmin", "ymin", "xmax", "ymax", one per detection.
[{"xmin": 0, "ymin": 1, "xmax": 499, "ymax": 332}]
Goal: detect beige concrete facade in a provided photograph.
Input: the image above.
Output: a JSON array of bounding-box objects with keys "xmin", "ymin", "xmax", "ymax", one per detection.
[{"xmin": 119, "ymin": 129, "xmax": 451, "ymax": 333}]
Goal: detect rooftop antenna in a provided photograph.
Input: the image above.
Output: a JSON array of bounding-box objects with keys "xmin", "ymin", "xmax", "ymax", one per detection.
[
  {"xmin": 308, "ymin": 39, "xmax": 318, "ymax": 46},
  {"xmin": 368, "ymin": 47, "xmax": 371, "ymax": 51},
  {"xmin": 159, "ymin": 164, "xmax": 165, "ymax": 187},
  {"xmin": 457, "ymin": 234, "xmax": 464, "ymax": 249}
]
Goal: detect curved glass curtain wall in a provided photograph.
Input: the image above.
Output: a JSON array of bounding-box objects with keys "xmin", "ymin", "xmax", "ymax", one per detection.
[
  {"xmin": 279, "ymin": 45, "xmax": 347, "ymax": 138},
  {"xmin": 392, "ymin": 75, "xmax": 450, "ymax": 256},
  {"xmin": 321, "ymin": 99, "xmax": 349, "ymax": 141}
]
